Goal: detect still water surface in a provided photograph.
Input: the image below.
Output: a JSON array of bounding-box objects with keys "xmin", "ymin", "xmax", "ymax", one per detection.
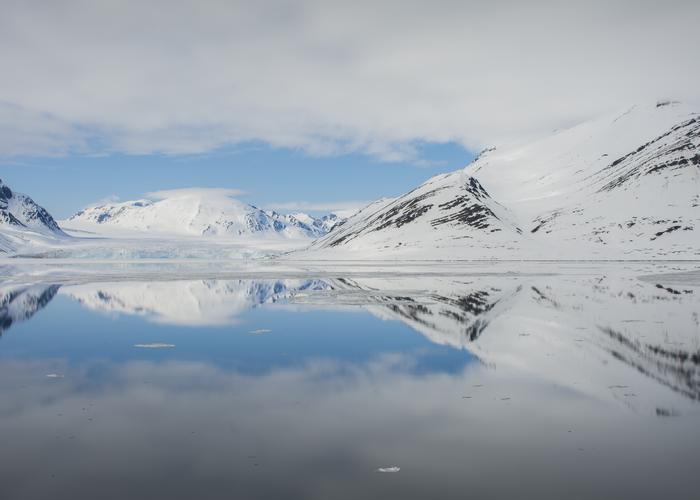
[{"xmin": 1, "ymin": 264, "xmax": 699, "ymax": 499}]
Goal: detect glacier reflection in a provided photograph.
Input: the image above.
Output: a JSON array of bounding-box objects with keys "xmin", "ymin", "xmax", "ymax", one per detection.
[
  {"xmin": 311, "ymin": 274, "xmax": 700, "ymax": 402},
  {"xmin": 0, "ymin": 269, "xmax": 699, "ymax": 499},
  {"xmin": 1, "ymin": 272, "xmax": 697, "ymax": 402},
  {"xmin": 63, "ymin": 279, "xmax": 330, "ymax": 326}
]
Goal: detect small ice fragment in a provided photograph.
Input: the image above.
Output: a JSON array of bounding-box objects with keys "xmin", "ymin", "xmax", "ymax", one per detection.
[
  {"xmin": 45, "ymin": 373, "xmax": 64, "ymax": 378},
  {"xmin": 249, "ymin": 329, "xmax": 272, "ymax": 335},
  {"xmin": 133, "ymin": 343, "xmax": 175, "ymax": 349},
  {"xmin": 376, "ymin": 466, "xmax": 400, "ymax": 473}
]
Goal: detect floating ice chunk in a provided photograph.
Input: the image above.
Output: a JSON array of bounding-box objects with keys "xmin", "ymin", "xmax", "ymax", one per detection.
[
  {"xmin": 376, "ymin": 466, "xmax": 400, "ymax": 473},
  {"xmin": 133, "ymin": 343, "xmax": 175, "ymax": 349},
  {"xmin": 249, "ymin": 329, "xmax": 272, "ymax": 335}
]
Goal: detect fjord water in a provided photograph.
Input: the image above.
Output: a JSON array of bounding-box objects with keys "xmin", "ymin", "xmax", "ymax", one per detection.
[{"xmin": 1, "ymin": 264, "xmax": 699, "ymax": 500}]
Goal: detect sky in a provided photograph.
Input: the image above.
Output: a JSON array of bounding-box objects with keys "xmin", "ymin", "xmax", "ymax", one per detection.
[
  {"xmin": 1, "ymin": 0, "xmax": 698, "ymax": 218},
  {"xmin": 1, "ymin": 141, "xmax": 471, "ymax": 218}
]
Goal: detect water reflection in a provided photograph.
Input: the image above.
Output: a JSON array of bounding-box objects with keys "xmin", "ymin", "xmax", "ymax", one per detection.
[
  {"xmin": 316, "ymin": 275, "xmax": 700, "ymax": 403},
  {"xmin": 65, "ymin": 279, "xmax": 329, "ymax": 326},
  {"xmin": 0, "ymin": 270, "xmax": 699, "ymax": 499},
  {"xmin": 1, "ymin": 274, "xmax": 699, "ymax": 402},
  {"xmin": 0, "ymin": 283, "xmax": 60, "ymax": 335}
]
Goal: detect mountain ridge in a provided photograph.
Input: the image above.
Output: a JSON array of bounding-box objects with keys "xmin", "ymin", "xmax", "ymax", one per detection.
[
  {"xmin": 0, "ymin": 179, "xmax": 64, "ymax": 235},
  {"xmin": 0, "ymin": 178, "xmax": 67, "ymax": 254},
  {"xmin": 299, "ymin": 102, "xmax": 699, "ymax": 260},
  {"xmin": 63, "ymin": 190, "xmax": 344, "ymax": 240}
]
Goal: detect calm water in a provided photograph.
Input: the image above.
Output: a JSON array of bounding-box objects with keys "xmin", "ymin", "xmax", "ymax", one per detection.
[{"xmin": 1, "ymin": 264, "xmax": 699, "ymax": 499}]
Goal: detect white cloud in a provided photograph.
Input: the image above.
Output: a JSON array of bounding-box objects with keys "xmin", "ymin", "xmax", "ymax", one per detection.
[
  {"xmin": 93, "ymin": 194, "xmax": 121, "ymax": 205},
  {"xmin": 267, "ymin": 200, "xmax": 370, "ymax": 217},
  {"xmin": 0, "ymin": 0, "xmax": 698, "ymax": 159},
  {"xmin": 145, "ymin": 188, "xmax": 246, "ymax": 200}
]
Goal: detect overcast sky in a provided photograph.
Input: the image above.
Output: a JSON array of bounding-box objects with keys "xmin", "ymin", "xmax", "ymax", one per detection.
[{"xmin": 1, "ymin": 0, "xmax": 698, "ymax": 215}]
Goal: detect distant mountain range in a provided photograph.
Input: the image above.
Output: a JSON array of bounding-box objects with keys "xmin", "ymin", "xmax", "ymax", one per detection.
[
  {"xmin": 62, "ymin": 189, "xmax": 344, "ymax": 239},
  {"xmin": 0, "ymin": 183, "xmax": 346, "ymax": 254},
  {"xmin": 1, "ymin": 101, "xmax": 697, "ymax": 259},
  {"xmin": 305, "ymin": 101, "xmax": 699, "ymax": 259}
]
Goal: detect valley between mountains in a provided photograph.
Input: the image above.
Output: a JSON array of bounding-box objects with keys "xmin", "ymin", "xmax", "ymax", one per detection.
[{"xmin": 1, "ymin": 101, "xmax": 698, "ymax": 260}]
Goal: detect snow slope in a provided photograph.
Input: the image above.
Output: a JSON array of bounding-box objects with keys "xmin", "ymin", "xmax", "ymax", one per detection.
[
  {"xmin": 301, "ymin": 102, "xmax": 699, "ymax": 260},
  {"xmin": 290, "ymin": 212, "xmax": 344, "ymax": 234},
  {"xmin": 307, "ymin": 174, "xmax": 523, "ymax": 259},
  {"xmin": 63, "ymin": 188, "xmax": 342, "ymax": 240},
  {"xmin": 0, "ymin": 184, "xmax": 347, "ymax": 259},
  {"xmin": 472, "ymin": 101, "xmax": 700, "ymax": 259},
  {"xmin": 0, "ymin": 179, "xmax": 67, "ymax": 254}
]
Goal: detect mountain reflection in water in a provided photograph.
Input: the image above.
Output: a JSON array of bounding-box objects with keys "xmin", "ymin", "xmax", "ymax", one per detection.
[{"xmin": 0, "ymin": 268, "xmax": 698, "ymax": 500}]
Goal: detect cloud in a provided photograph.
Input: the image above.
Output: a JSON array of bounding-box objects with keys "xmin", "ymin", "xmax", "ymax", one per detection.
[
  {"xmin": 0, "ymin": 101, "xmax": 88, "ymax": 157},
  {"xmin": 145, "ymin": 187, "xmax": 246, "ymax": 200},
  {"xmin": 86, "ymin": 194, "xmax": 121, "ymax": 207},
  {"xmin": 1, "ymin": 0, "xmax": 698, "ymax": 160},
  {"xmin": 266, "ymin": 200, "xmax": 370, "ymax": 216}
]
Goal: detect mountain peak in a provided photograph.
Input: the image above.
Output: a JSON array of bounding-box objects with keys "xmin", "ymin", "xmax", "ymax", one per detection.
[
  {"xmin": 0, "ymin": 179, "xmax": 65, "ymax": 248},
  {"xmin": 301, "ymin": 103, "xmax": 699, "ymax": 260},
  {"xmin": 0, "ymin": 179, "xmax": 14, "ymax": 201},
  {"xmin": 64, "ymin": 191, "xmax": 345, "ymax": 240}
]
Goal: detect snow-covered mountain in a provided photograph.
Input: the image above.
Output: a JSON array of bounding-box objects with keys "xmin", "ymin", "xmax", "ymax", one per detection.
[
  {"xmin": 0, "ymin": 179, "xmax": 64, "ymax": 235},
  {"xmin": 63, "ymin": 188, "xmax": 344, "ymax": 240},
  {"xmin": 472, "ymin": 101, "xmax": 700, "ymax": 259},
  {"xmin": 288, "ymin": 212, "xmax": 344, "ymax": 234},
  {"xmin": 0, "ymin": 179, "xmax": 66, "ymax": 254},
  {"xmin": 306, "ymin": 174, "xmax": 523, "ymax": 258},
  {"xmin": 303, "ymin": 102, "xmax": 699, "ymax": 260}
]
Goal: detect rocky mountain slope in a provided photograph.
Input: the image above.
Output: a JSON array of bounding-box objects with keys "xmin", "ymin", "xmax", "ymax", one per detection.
[
  {"xmin": 472, "ymin": 101, "xmax": 699, "ymax": 259},
  {"xmin": 0, "ymin": 179, "xmax": 63, "ymax": 234},
  {"xmin": 0, "ymin": 179, "xmax": 66, "ymax": 254},
  {"xmin": 302, "ymin": 102, "xmax": 699, "ymax": 260},
  {"xmin": 307, "ymin": 172, "xmax": 523, "ymax": 258}
]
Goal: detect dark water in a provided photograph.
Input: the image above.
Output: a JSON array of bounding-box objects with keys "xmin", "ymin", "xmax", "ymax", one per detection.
[{"xmin": 1, "ymin": 268, "xmax": 699, "ymax": 499}]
